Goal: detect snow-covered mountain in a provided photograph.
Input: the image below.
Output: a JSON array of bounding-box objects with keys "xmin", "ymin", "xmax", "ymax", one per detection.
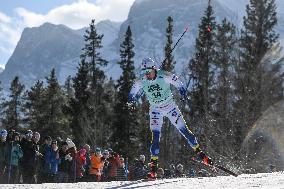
[
  {"xmin": 0, "ymin": 20, "xmax": 121, "ymax": 89},
  {"xmin": 1, "ymin": 172, "xmax": 284, "ymax": 188},
  {"xmin": 0, "ymin": 0, "xmax": 283, "ymax": 89}
]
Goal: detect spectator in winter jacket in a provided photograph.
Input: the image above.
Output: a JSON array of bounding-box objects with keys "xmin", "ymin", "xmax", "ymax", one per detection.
[
  {"xmin": 132, "ymin": 155, "xmax": 148, "ymax": 180},
  {"xmin": 3, "ymin": 132, "xmax": 23, "ymax": 184},
  {"xmin": 0, "ymin": 129, "xmax": 8, "ymax": 184},
  {"xmin": 157, "ymin": 167, "xmax": 164, "ymax": 179},
  {"xmin": 116, "ymin": 157, "xmax": 127, "ymax": 181},
  {"xmin": 65, "ymin": 138, "xmax": 77, "ymax": 182},
  {"xmin": 57, "ymin": 142, "xmax": 72, "ymax": 183},
  {"xmin": 75, "ymin": 148, "xmax": 86, "ymax": 181},
  {"xmin": 38, "ymin": 136, "xmax": 52, "ymax": 183},
  {"xmin": 105, "ymin": 150, "xmax": 120, "ymax": 181},
  {"xmin": 175, "ymin": 164, "xmax": 186, "ymax": 178},
  {"xmin": 46, "ymin": 140, "xmax": 61, "ymax": 182},
  {"xmin": 20, "ymin": 130, "xmax": 38, "ymax": 184},
  {"xmin": 101, "ymin": 149, "xmax": 110, "ymax": 181},
  {"xmin": 89, "ymin": 148, "xmax": 105, "ymax": 182},
  {"xmin": 82, "ymin": 144, "xmax": 91, "ymax": 181}
]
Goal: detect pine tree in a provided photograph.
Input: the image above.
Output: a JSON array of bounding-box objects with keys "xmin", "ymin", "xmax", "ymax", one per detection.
[
  {"xmin": 63, "ymin": 75, "xmax": 75, "ymax": 99},
  {"xmin": 43, "ymin": 68, "xmax": 70, "ymax": 138},
  {"xmin": 81, "ymin": 19, "xmax": 108, "ymax": 147},
  {"xmin": 212, "ymin": 18, "xmax": 237, "ymax": 156},
  {"xmin": 24, "ymin": 80, "xmax": 47, "ymax": 131},
  {"xmin": 188, "ymin": 0, "xmax": 216, "ymax": 149},
  {"xmin": 112, "ymin": 26, "xmax": 137, "ymax": 157},
  {"xmin": 69, "ymin": 59, "xmax": 92, "ymax": 146},
  {"xmin": 234, "ymin": 0, "xmax": 282, "ymax": 147},
  {"xmin": 163, "ymin": 16, "xmax": 176, "ymax": 72},
  {"xmin": 2, "ymin": 76, "xmax": 25, "ymax": 130}
]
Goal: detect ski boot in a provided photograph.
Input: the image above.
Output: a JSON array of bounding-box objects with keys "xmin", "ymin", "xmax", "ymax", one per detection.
[
  {"xmin": 195, "ymin": 147, "xmax": 213, "ymax": 165},
  {"xmin": 147, "ymin": 156, "xmax": 158, "ymax": 179}
]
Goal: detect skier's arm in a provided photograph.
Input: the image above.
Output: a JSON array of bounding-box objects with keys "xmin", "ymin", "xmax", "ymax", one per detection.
[
  {"xmin": 164, "ymin": 72, "xmax": 187, "ymax": 98},
  {"xmin": 128, "ymin": 80, "xmax": 143, "ymax": 103}
]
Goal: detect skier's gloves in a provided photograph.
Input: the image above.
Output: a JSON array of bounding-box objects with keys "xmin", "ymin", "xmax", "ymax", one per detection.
[{"xmin": 126, "ymin": 101, "xmax": 136, "ymax": 111}]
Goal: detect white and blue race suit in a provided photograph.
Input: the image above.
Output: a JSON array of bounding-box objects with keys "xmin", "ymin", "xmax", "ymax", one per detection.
[{"xmin": 128, "ymin": 70, "xmax": 199, "ymax": 157}]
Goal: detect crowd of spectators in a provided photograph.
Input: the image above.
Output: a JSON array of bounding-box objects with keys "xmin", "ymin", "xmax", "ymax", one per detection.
[{"xmin": 0, "ymin": 129, "xmax": 209, "ymax": 184}]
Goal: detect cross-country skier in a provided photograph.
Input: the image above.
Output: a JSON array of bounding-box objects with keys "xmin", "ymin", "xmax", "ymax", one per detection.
[{"xmin": 128, "ymin": 57, "xmax": 212, "ymax": 178}]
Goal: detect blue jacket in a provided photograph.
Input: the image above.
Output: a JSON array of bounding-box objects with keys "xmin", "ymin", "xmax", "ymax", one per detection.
[{"xmin": 46, "ymin": 148, "xmax": 61, "ymax": 174}]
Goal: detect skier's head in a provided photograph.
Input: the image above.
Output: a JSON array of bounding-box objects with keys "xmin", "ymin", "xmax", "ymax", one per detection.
[{"xmin": 141, "ymin": 57, "xmax": 157, "ymax": 80}]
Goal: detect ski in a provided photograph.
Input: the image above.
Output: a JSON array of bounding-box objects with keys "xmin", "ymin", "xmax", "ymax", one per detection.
[{"xmin": 191, "ymin": 157, "xmax": 238, "ymax": 177}]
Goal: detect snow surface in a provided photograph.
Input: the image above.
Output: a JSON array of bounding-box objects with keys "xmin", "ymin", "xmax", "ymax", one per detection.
[{"xmin": 1, "ymin": 172, "xmax": 284, "ymax": 189}]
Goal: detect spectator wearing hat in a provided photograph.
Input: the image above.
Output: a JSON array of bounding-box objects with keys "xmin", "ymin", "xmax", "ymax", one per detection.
[
  {"xmin": 175, "ymin": 164, "xmax": 186, "ymax": 178},
  {"xmin": 46, "ymin": 140, "xmax": 60, "ymax": 182},
  {"xmin": 0, "ymin": 129, "xmax": 8, "ymax": 183},
  {"xmin": 82, "ymin": 144, "xmax": 91, "ymax": 181},
  {"xmin": 38, "ymin": 136, "xmax": 52, "ymax": 183},
  {"xmin": 101, "ymin": 149, "xmax": 110, "ymax": 181},
  {"xmin": 65, "ymin": 138, "xmax": 77, "ymax": 182},
  {"xmin": 57, "ymin": 141, "xmax": 72, "ymax": 183},
  {"xmin": 75, "ymin": 148, "xmax": 86, "ymax": 182},
  {"xmin": 3, "ymin": 132, "xmax": 23, "ymax": 184},
  {"xmin": 116, "ymin": 157, "xmax": 128, "ymax": 181},
  {"xmin": 157, "ymin": 167, "xmax": 164, "ymax": 179},
  {"xmin": 131, "ymin": 155, "xmax": 148, "ymax": 180},
  {"xmin": 20, "ymin": 130, "xmax": 38, "ymax": 183},
  {"xmin": 105, "ymin": 149, "xmax": 120, "ymax": 181},
  {"xmin": 89, "ymin": 148, "xmax": 105, "ymax": 182}
]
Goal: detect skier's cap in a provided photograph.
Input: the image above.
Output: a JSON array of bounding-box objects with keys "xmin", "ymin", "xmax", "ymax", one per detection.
[{"xmin": 141, "ymin": 57, "xmax": 156, "ymax": 70}]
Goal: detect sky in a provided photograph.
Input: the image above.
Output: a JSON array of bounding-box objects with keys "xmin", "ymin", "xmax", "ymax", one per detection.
[{"xmin": 0, "ymin": 0, "xmax": 135, "ymax": 69}]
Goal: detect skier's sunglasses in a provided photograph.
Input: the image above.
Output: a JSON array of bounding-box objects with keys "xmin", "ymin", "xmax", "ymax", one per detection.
[{"xmin": 141, "ymin": 68, "xmax": 153, "ymax": 75}]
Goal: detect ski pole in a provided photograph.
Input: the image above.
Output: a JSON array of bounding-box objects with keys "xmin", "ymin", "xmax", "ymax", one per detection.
[{"xmin": 160, "ymin": 26, "xmax": 189, "ymax": 68}]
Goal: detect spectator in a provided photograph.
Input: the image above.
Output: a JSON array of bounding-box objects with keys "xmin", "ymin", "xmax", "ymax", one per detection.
[
  {"xmin": 89, "ymin": 148, "xmax": 105, "ymax": 182},
  {"xmin": 46, "ymin": 140, "xmax": 60, "ymax": 182},
  {"xmin": 57, "ymin": 142, "xmax": 72, "ymax": 183},
  {"xmin": 38, "ymin": 136, "xmax": 52, "ymax": 183},
  {"xmin": 4, "ymin": 132, "xmax": 23, "ymax": 184},
  {"xmin": 82, "ymin": 144, "xmax": 91, "ymax": 181},
  {"xmin": 75, "ymin": 148, "xmax": 86, "ymax": 182},
  {"xmin": 157, "ymin": 168, "xmax": 164, "ymax": 179},
  {"xmin": 20, "ymin": 130, "xmax": 38, "ymax": 184},
  {"xmin": 32, "ymin": 131, "xmax": 42, "ymax": 183},
  {"xmin": 101, "ymin": 149, "xmax": 110, "ymax": 181},
  {"xmin": 0, "ymin": 129, "xmax": 8, "ymax": 184},
  {"xmin": 132, "ymin": 155, "xmax": 148, "ymax": 180},
  {"xmin": 187, "ymin": 169, "xmax": 196, "ymax": 177},
  {"xmin": 175, "ymin": 164, "xmax": 186, "ymax": 177},
  {"xmin": 168, "ymin": 164, "xmax": 176, "ymax": 178},
  {"xmin": 116, "ymin": 157, "xmax": 127, "ymax": 181},
  {"xmin": 66, "ymin": 138, "xmax": 77, "ymax": 182},
  {"xmin": 105, "ymin": 149, "xmax": 120, "ymax": 181}
]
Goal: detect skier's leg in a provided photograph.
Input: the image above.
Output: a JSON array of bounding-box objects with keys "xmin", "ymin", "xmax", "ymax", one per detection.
[
  {"xmin": 148, "ymin": 107, "xmax": 163, "ymax": 178},
  {"xmin": 165, "ymin": 103, "xmax": 199, "ymax": 150},
  {"xmin": 149, "ymin": 108, "xmax": 163, "ymax": 158},
  {"xmin": 165, "ymin": 103, "xmax": 213, "ymax": 165}
]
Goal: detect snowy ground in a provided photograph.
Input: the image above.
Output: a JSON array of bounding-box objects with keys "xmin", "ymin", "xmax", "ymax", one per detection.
[{"xmin": 1, "ymin": 172, "xmax": 284, "ymax": 189}]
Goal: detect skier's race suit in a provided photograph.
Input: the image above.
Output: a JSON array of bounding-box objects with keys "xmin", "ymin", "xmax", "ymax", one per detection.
[{"xmin": 128, "ymin": 69, "xmax": 199, "ymax": 157}]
